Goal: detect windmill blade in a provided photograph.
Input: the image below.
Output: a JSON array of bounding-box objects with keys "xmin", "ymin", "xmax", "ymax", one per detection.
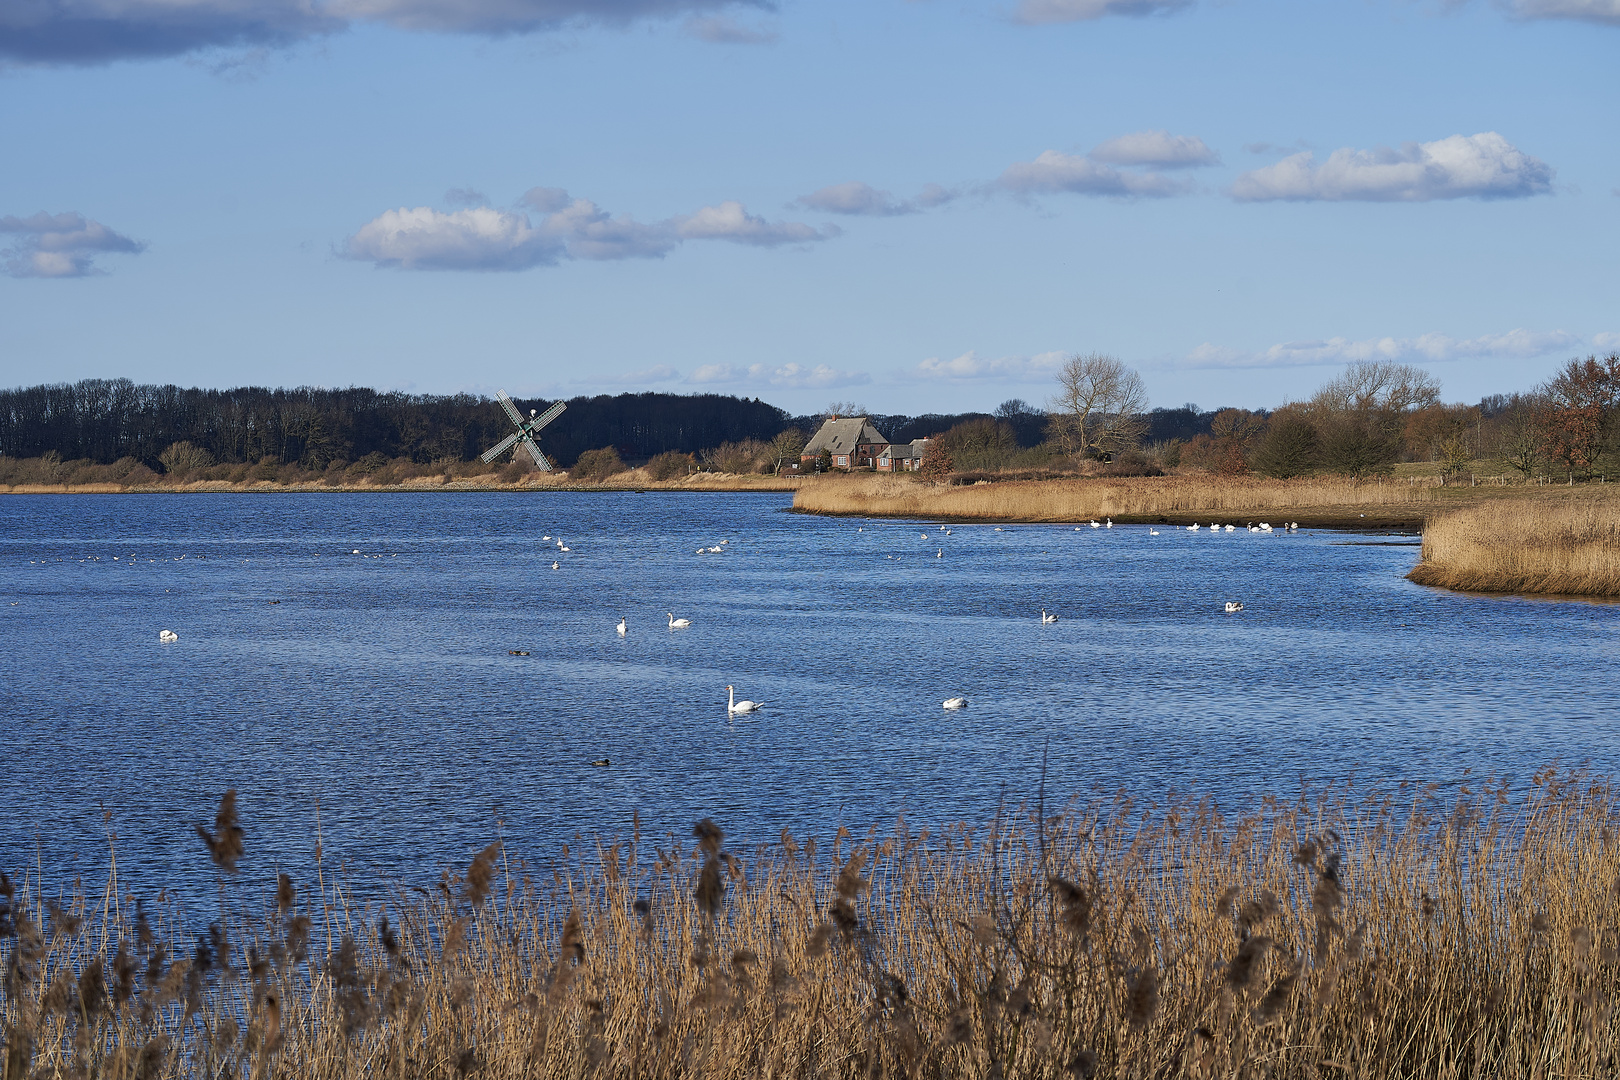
[
  {"xmin": 528, "ymin": 400, "xmax": 567, "ymax": 432},
  {"xmin": 496, "ymin": 389, "xmax": 524, "ymax": 427},
  {"xmin": 519, "ymin": 436, "xmax": 553, "ymax": 471},
  {"xmin": 480, "ymin": 431, "xmax": 521, "ymax": 463}
]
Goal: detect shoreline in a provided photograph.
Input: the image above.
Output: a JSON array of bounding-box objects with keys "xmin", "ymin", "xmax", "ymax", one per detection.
[{"xmin": 0, "ymin": 474, "xmax": 801, "ymax": 495}]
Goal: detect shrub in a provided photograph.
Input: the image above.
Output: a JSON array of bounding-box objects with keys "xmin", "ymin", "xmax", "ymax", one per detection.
[
  {"xmin": 918, "ymin": 440, "xmax": 953, "ymax": 481},
  {"xmin": 499, "ymin": 460, "xmax": 531, "ymax": 484},
  {"xmin": 645, "ymin": 451, "xmax": 698, "ymax": 481},
  {"xmin": 158, "ymin": 441, "xmax": 215, "ymax": 476},
  {"xmin": 701, "ymin": 439, "xmax": 771, "ymax": 474},
  {"xmin": 1251, "ymin": 412, "xmax": 1322, "ymax": 479},
  {"xmin": 572, "ymin": 446, "xmax": 626, "ymax": 481},
  {"xmin": 249, "ymin": 457, "xmax": 282, "ymax": 481}
]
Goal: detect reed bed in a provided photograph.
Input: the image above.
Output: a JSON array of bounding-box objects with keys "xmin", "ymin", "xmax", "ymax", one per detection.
[
  {"xmin": 1410, "ymin": 498, "xmax": 1620, "ymax": 596},
  {"xmin": 792, "ymin": 474, "xmax": 1437, "ymax": 523},
  {"xmin": 7, "ymin": 773, "xmax": 1620, "ymax": 1078}
]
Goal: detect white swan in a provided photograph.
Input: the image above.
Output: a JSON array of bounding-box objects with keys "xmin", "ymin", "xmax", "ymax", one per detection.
[
  {"xmin": 921, "ymin": 532, "xmax": 929, "ymax": 538},
  {"xmin": 616, "ymin": 617, "xmax": 627, "ymax": 636},
  {"xmin": 1225, "ymin": 601, "xmax": 1244, "ymax": 613},
  {"xmin": 1149, "ymin": 528, "xmax": 1160, "ymax": 535},
  {"xmin": 942, "ymin": 696, "xmax": 968, "ymax": 710},
  {"xmin": 542, "ymin": 535, "xmax": 551, "ymax": 541},
  {"xmin": 936, "ymin": 549, "xmax": 943, "ymax": 558},
  {"xmin": 1090, "ymin": 519, "xmax": 1101, "ymax": 528},
  {"xmin": 1188, "ymin": 524, "xmax": 1200, "ymax": 531},
  {"xmin": 707, "ymin": 546, "xmax": 723, "ymax": 553},
  {"xmin": 1224, "ymin": 524, "xmax": 1235, "ymax": 532},
  {"xmin": 727, "ymin": 685, "xmax": 763, "ymax": 713},
  {"xmin": 1041, "ymin": 609, "xmax": 1058, "ymax": 624},
  {"xmin": 559, "ymin": 545, "xmax": 572, "ymax": 552},
  {"xmin": 667, "ymin": 612, "xmax": 691, "ymax": 629},
  {"xmin": 158, "ymin": 629, "xmax": 178, "ymax": 642},
  {"xmin": 1106, "ymin": 518, "xmax": 1113, "ymax": 528}
]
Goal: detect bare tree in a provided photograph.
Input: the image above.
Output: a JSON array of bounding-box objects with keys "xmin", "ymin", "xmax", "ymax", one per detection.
[
  {"xmin": 768, "ymin": 428, "xmax": 807, "ymax": 474},
  {"xmin": 823, "ymin": 400, "xmax": 869, "ymax": 419},
  {"xmin": 1048, "ymin": 353, "xmax": 1149, "ymax": 461},
  {"xmin": 1303, "ymin": 360, "xmax": 1442, "ymax": 478}
]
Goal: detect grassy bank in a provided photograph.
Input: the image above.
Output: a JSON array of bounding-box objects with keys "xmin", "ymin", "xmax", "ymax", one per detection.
[
  {"xmin": 5, "ymin": 774, "xmax": 1620, "ymax": 1078},
  {"xmin": 0, "ymin": 470, "xmax": 799, "ymax": 495},
  {"xmin": 1409, "ymin": 498, "xmax": 1620, "ymax": 596},
  {"xmin": 792, "ymin": 473, "xmax": 1446, "ymax": 527}
]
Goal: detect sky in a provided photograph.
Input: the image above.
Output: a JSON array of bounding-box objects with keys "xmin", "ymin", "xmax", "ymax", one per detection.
[{"xmin": 1, "ymin": 0, "xmax": 1616, "ymax": 416}]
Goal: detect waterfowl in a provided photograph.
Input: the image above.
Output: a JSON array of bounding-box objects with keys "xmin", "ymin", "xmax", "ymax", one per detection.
[
  {"xmin": 591, "ymin": 759, "xmax": 611, "ymax": 767},
  {"xmin": 667, "ymin": 612, "xmax": 691, "ymax": 629},
  {"xmin": 936, "ymin": 549, "xmax": 943, "ymax": 558},
  {"xmin": 1041, "ymin": 609, "xmax": 1058, "ymax": 624},
  {"xmin": 158, "ymin": 629, "xmax": 178, "ymax": 643},
  {"xmin": 1149, "ymin": 528, "xmax": 1160, "ymax": 536},
  {"xmin": 552, "ymin": 561, "xmax": 560, "ymax": 570},
  {"xmin": 727, "ymin": 685, "xmax": 763, "ymax": 713},
  {"xmin": 616, "ymin": 617, "xmax": 627, "ymax": 637},
  {"xmin": 1090, "ymin": 520, "xmax": 1101, "ymax": 528},
  {"xmin": 509, "ymin": 650, "xmax": 530, "ymax": 655},
  {"xmin": 1188, "ymin": 524, "xmax": 1200, "ymax": 531},
  {"xmin": 1225, "ymin": 601, "xmax": 1244, "ymax": 613},
  {"xmin": 942, "ymin": 697, "xmax": 968, "ymax": 710}
]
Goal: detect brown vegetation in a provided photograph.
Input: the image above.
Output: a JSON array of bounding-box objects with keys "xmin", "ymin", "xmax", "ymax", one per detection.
[
  {"xmin": 1409, "ymin": 497, "xmax": 1620, "ymax": 596},
  {"xmin": 6, "ymin": 773, "xmax": 1620, "ymax": 1078},
  {"xmin": 793, "ymin": 473, "xmax": 1439, "ymax": 524}
]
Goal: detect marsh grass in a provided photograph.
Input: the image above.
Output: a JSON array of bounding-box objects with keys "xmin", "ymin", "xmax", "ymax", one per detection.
[
  {"xmin": 1409, "ymin": 499, "xmax": 1620, "ymax": 596},
  {"xmin": 792, "ymin": 473, "xmax": 1439, "ymax": 523},
  {"xmin": 7, "ymin": 772, "xmax": 1620, "ymax": 1078}
]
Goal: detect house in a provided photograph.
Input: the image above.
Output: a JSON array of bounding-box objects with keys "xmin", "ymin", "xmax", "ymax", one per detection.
[
  {"xmin": 876, "ymin": 437, "xmax": 931, "ymax": 472},
  {"xmin": 802, "ymin": 416, "xmax": 890, "ymax": 470}
]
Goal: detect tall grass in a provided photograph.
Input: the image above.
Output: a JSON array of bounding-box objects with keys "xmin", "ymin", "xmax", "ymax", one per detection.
[
  {"xmin": 1410, "ymin": 498, "xmax": 1620, "ymax": 596},
  {"xmin": 793, "ymin": 473, "xmax": 1438, "ymax": 521},
  {"xmin": 6, "ymin": 773, "xmax": 1620, "ymax": 1078}
]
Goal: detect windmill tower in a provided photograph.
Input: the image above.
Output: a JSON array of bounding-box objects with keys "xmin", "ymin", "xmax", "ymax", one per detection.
[{"xmin": 480, "ymin": 390, "xmax": 566, "ymax": 471}]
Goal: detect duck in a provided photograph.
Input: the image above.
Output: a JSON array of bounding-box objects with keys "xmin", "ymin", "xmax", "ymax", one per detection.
[
  {"xmin": 509, "ymin": 649, "xmax": 531, "ymax": 655},
  {"xmin": 158, "ymin": 629, "xmax": 178, "ymax": 643},
  {"xmin": 616, "ymin": 617, "xmax": 627, "ymax": 637},
  {"xmin": 1041, "ymin": 609, "xmax": 1058, "ymax": 624},
  {"xmin": 942, "ymin": 696, "xmax": 968, "ymax": 710},
  {"xmin": 667, "ymin": 612, "xmax": 691, "ymax": 629},
  {"xmin": 727, "ymin": 685, "xmax": 763, "ymax": 713},
  {"xmin": 1225, "ymin": 601, "xmax": 1244, "ymax": 613}
]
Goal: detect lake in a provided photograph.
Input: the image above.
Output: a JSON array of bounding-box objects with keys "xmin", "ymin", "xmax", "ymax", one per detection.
[{"xmin": 2, "ymin": 491, "xmax": 1615, "ymax": 900}]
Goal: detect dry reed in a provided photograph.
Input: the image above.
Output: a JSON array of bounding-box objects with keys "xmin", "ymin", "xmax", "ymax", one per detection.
[
  {"xmin": 6, "ymin": 773, "xmax": 1620, "ymax": 1078},
  {"xmin": 1410, "ymin": 498, "xmax": 1620, "ymax": 596},
  {"xmin": 792, "ymin": 473, "xmax": 1437, "ymax": 523}
]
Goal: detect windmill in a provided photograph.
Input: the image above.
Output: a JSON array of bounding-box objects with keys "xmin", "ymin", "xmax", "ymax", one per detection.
[{"xmin": 480, "ymin": 390, "xmax": 567, "ymax": 471}]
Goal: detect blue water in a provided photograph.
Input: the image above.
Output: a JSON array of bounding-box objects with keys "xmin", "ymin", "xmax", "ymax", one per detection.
[{"xmin": 2, "ymin": 492, "xmax": 1615, "ymax": 899}]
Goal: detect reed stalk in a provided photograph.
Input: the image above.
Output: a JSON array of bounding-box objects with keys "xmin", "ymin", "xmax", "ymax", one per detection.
[
  {"xmin": 5, "ymin": 773, "xmax": 1620, "ymax": 1077},
  {"xmin": 1409, "ymin": 498, "xmax": 1620, "ymax": 596}
]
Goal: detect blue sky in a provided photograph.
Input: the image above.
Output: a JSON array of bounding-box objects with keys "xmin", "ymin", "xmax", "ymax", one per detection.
[{"xmin": 1, "ymin": 0, "xmax": 1615, "ymax": 415}]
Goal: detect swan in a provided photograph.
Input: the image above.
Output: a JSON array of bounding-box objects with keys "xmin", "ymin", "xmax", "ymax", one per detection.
[
  {"xmin": 559, "ymin": 545, "xmax": 572, "ymax": 552},
  {"xmin": 1106, "ymin": 518, "xmax": 1113, "ymax": 528},
  {"xmin": 1090, "ymin": 520, "xmax": 1101, "ymax": 528},
  {"xmin": 542, "ymin": 535, "xmax": 551, "ymax": 541},
  {"xmin": 942, "ymin": 696, "xmax": 968, "ymax": 710},
  {"xmin": 1149, "ymin": 528, "xmax": 1160, "ymax": 536},
  {"xmin": 994, "ymin": 527, "xmax": 1003, "ymax": 531},
  {"xmin": 552, "ymin": 561, "xmax": 560, "ymax": 570},
  {"xmin": 921, "ymin": 532, "xmax": 929, "ymax": 538},
  {"xmin": 727, "ymin": 685, "xmax": 763, "ymax": 713},
  {"xmin": 158, "ymin": 629, "xmax": 178, "ymax": 643},
  {"xmin": 936, "ymin": 549, "xmax": 943, "ymax": 558},
  {"xmin": 1225, "ymin": 601, "xmax": 1244, "ymax": 613},
  {"xmin": 695, "ymin": 548, "xmax": 707, "ymax": 555},
  {"xmin": 1224, "ymin": 524, "xmax": 1235, "ymax": 532},
  {"xmin": 667, "ymin": 612, "xmax": 691, "ymax": 629},
  {"xmin": 1188, "ymin": 524, "xmax": 1199, "ymax": 531},
  {"xmin": 616, "ymin": 617, "xmax": 627, "ymax": 637},
  {"xmin": 1041, "ymin": 609, "xmax": 1058, "ymax": 624},
  {"xmin": 707, "ymin": 546, "xmax": 723, "ymax": 553},
  {"xmin": 556, "ymin": 540, "xmax": 564, "ymax": 548}
]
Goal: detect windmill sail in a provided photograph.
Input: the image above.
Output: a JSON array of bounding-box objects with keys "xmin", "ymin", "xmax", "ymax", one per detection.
[{"xmin": 479, "ymin": 390, "xmax": 567, "ymax": 470}]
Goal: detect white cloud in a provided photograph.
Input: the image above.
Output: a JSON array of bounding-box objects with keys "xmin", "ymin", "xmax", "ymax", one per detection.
[
  {"xmin": 910, "ymin": 350, "xmax": 1067, "ymax": 381},
  {"xmin": 342, "ymin": 206, "xmax": 564, "ymax": 270},
  {"xmin": 795, "ymin": 182, "xmax": 910, "ymax": 216},
  {"xmin": 1231, "ymin": 132, "xmax": 1553, "ymax": 203},
  {"xmin": 345, "ymin": 190, "xmax": 833, "ymax": 271},
  {"xmin": 672, "ymin": 201, "xmax": 837, "ymax": 246},
  {"xmin": 1, "ymin": 211, "xmax": 145, "ymax": 278},
  {"xmin": 686, "ymin": 361, "xmax": 867, "ymax": 388},
  {"xmin": 1, "ymin": 0, "xmax": 769, "ymax": 65},
  {"xmin": 540, "ymin": 198, "xmax": 677, "ymax": 260},
  {"xmin": 1508, "ymin": 0, "xmax": 1620, "ymax": 24},
  {"xmin": 1181, "ymin": 328, "xmax": 1586, "ymax": 370},
  {"xmin": 683, "ymin": 13, "xmax": 776, "ymax": 42},
  {"xmin": 1014, "ymin": 0, "xmax": 1194, "ymax": 24},
  {"xmin": 794, "ymin": 181, "xmax": 958, "ymax": 216},
  {"xmin": 1090, "ymin": 130, "xmax": 1219, "ymax": 168},
  {"xmin": 765, "ymin": 363, "xmax": 870, "ymax": 389},
  {"xmin": 998, "ymin": 150, "xmax": 1191, "ymax": 197},
  {"xmin": 1593, "ymin": 332, "xmax": 1620, "ymax": 351}
]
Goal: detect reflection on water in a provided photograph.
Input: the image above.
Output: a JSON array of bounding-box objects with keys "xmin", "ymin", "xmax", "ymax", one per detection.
[{"xmin": 2, "ymin": 492, "xmax": 1616, "ymax": 896}]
